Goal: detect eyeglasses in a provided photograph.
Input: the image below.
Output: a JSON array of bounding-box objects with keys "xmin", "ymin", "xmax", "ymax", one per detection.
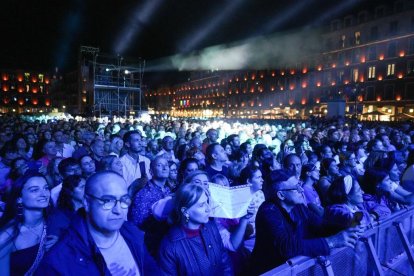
[
  {"xmin": 86, "ymin": 193, "xmax": 132, "ymax": 210},
  {"xmin": 278, "ymin": 184, "xmax": 303, "ymax": 192}
]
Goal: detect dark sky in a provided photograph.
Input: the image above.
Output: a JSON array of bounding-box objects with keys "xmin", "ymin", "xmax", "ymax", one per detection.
[{"xmin": 1, "ymin": 0, "xmax": 383, "ymax": 75}]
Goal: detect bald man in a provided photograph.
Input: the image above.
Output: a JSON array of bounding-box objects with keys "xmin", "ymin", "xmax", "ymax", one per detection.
[{"xmin": 36, "ymin": 171, "xmax": 159, "ymax": 275}]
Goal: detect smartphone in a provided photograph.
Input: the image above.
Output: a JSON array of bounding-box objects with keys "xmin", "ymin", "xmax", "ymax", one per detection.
[{"xmin": 351, "ymin": 211, "xmax": 364, "ymax": 227}]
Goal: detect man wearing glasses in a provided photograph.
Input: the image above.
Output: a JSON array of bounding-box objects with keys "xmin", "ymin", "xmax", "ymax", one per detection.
[
  {"xmin": 36, "ymin": 171, "xmax": 159, "ymax": 275},
  {"xmin": 251, "ymin": 169, "xmax": 363, "ymax": 275}
]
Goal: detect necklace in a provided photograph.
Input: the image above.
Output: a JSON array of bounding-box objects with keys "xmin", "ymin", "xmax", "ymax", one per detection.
[
  {"xmin": 97, "ymin": 231, "xmax": 120, "ymax": 250},
  {"xmin": 21, "ymin": 220, "xmax": 44, "ymax": 240}
]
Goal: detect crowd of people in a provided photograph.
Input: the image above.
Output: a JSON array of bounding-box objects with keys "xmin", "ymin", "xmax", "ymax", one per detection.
[{"xmin": 0, "ymin": 114, "xmax": 413, "ymax": 275}]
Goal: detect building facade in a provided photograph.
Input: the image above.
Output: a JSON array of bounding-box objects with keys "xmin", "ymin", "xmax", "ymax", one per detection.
[
  {"xmin": 147, "ymin": 0, "xmax": 414, "ymax": 121},
  {"xmin": 0, "ymin": 70, "xmax": 55, "ymax": 114}
]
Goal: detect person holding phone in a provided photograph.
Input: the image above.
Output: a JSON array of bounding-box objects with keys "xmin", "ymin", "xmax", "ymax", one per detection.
[{"xmin": 324, "ymin": 175, "xmax": 391, "ymax": 234}]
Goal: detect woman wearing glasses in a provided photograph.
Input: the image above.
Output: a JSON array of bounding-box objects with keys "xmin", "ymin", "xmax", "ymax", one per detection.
[{"xmin": 158, "ymin": 183, "xmax": 232, "ymax": 275}]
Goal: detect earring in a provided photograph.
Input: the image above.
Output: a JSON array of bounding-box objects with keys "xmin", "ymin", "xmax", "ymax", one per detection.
[
  {"xmin": 17, "ymin": 199, "xmax": 24, "ymax": 220},
  {"xmin": 184, "ymin": 213, "xmax": 190, "ymax": 223}
]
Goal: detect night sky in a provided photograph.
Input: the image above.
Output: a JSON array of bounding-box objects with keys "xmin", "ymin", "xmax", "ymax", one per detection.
[{"xmin": 1, "ymin": 0, "xmax": 383, "ymax": 81}]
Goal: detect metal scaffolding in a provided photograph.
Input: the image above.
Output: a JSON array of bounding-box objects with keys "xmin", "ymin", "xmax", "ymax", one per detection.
[{"xmin": 79, "ymin": 46, "xmax": 145, "ymax": 117}]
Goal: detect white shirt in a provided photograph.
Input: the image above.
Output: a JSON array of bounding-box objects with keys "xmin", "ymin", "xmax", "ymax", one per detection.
[
  {"xmin": 99, "ymin": 233, "xmax": 140, "ymax": 276},
  {"xmin": 120, "ymin": 153, "xmax": 151, "ymax": 187},
  {"xmin": 56, "ymin": 143, "xmax": 75, "ymax": 158}
]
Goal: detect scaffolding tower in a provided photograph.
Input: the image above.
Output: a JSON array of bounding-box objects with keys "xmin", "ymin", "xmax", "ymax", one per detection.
[{"xmin": 79, "ymin": 46, "xmax": 146, "ymax": 117}]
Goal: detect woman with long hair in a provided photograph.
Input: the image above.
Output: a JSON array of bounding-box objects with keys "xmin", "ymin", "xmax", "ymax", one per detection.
[
  {"xmin": 316, "ymin": 158, "xmax": 341, "ymax": 205},
  {"xmin": 300, "ymin": 163, "xmax": 324, "ymax": 217},
  {"xmin": 177, "ymin": 158, "xmax": 199, "ymax": 184},
  {"xmin": 158, "ymin": 183, "xmax": 232, "ymax": 275},
  {"xmin": 56, "ymin": 175, "xmax": 86, "ymax": 213},
  {"xmin": 45, "ymin": 157, "xmax": 63, "ymax": 190},
  {"xmin": 47, "ymin": 175, "xmax": 86, "ymax": 238},
  {"xmin": 0, "ymin": 173, "xmax": 58, "ymax": 275},
  {"xmin": 13, "ymin": 135, "xmax": 30, "ymax": 161}
]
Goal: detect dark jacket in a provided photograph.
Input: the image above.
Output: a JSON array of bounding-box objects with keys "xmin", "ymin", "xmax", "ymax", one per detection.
[
  {"xmin": 251, "ymin": 202, "xmax": 330, "ymax": 275},
  {"xmin": 35, "ymin": 212, "xmax": 159, "ymax": 276},
  {"xmin": 158, "ymin": 220, "xmax": 233, "ymax": 276}
]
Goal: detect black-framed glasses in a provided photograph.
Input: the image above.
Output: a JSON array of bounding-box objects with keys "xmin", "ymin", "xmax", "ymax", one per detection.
[{"xmin": 86, "ymin": 193, "xmax": 132, "ymax": 210}]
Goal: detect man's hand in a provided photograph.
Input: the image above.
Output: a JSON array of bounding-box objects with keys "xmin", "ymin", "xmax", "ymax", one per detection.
[{"xmin": 325, "ymin": 226, "xmax": 364, "ymax": 249}]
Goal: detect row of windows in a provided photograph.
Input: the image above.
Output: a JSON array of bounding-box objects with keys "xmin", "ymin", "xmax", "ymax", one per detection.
[
  {"xmin": 171, "ymin": 82, "xmax": 414, "ymax": 110},
  {"xmin": 1, "ymin": 84, "xmax": 48, "ymax": 93},
  {"xmin": 330, "ymin": 1, "xmax": 406, "ymax": 31},
  {"xmin": 1, "ymin": 73, "xmax": 50, "ymax": 84},
  {"xmin": 327, "ymin": 26, "xmax": 414, "ymax": 51},
  {"xmin": 169, "ymin": 63, "xmax": 409, "ymax": 99}
]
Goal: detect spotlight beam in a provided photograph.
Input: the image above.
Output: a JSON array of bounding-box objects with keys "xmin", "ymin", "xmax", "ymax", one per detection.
[
  {"xmin": 114, "ymin": 0, "xmax": 164, "ymax": 54},
  {"xmin": 177, "ymin": 0, "xmax": 247, "ymax": 53}
]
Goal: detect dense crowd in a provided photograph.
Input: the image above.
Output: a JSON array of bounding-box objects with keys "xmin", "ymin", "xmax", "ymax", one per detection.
[{"xmin": 0, "ymin": 114, "xmax": 414, "ymax": 275}]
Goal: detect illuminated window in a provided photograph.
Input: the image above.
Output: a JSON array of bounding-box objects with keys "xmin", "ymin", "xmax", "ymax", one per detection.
[
  {"xmin": 338, "ymin": 70, "xmax": 345, "ymax": 81},
  {"xmin": 368, "ymin": 66, "xmax": 376, "ymax": 79},
  {"xmin": 340, "ymin": 35, "xmax": 346, "ymax": 48},
  {"xmin": 387, "ymin": 64, "xmax": 395, "ymax": 76},
  {"xmin": 38, "ymin": 74, "xmax": 44, "ymax": 83},
  {"xmin": 26, "ymin": 85, "xmax": 30, "ymax": 92},
  {"xmin": 354, "ymin": 32, "xmax": 361, "ymax": 45},
  {"xmin": 353, "ymin": 69, "xmax": 359, "ymax": 82},
  {"xmin": 24, "ymin": 73, "xmax": 30, "ymax": 82}
]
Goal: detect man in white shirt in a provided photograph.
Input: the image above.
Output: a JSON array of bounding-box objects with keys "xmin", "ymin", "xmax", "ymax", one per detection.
[
  {"xmin": 120, "ymin": 131, "xmax": 151, "ymax": 187},
  {"xmin": 53, "ymin": 130, "xmax": 75, "ymax": 158}
]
